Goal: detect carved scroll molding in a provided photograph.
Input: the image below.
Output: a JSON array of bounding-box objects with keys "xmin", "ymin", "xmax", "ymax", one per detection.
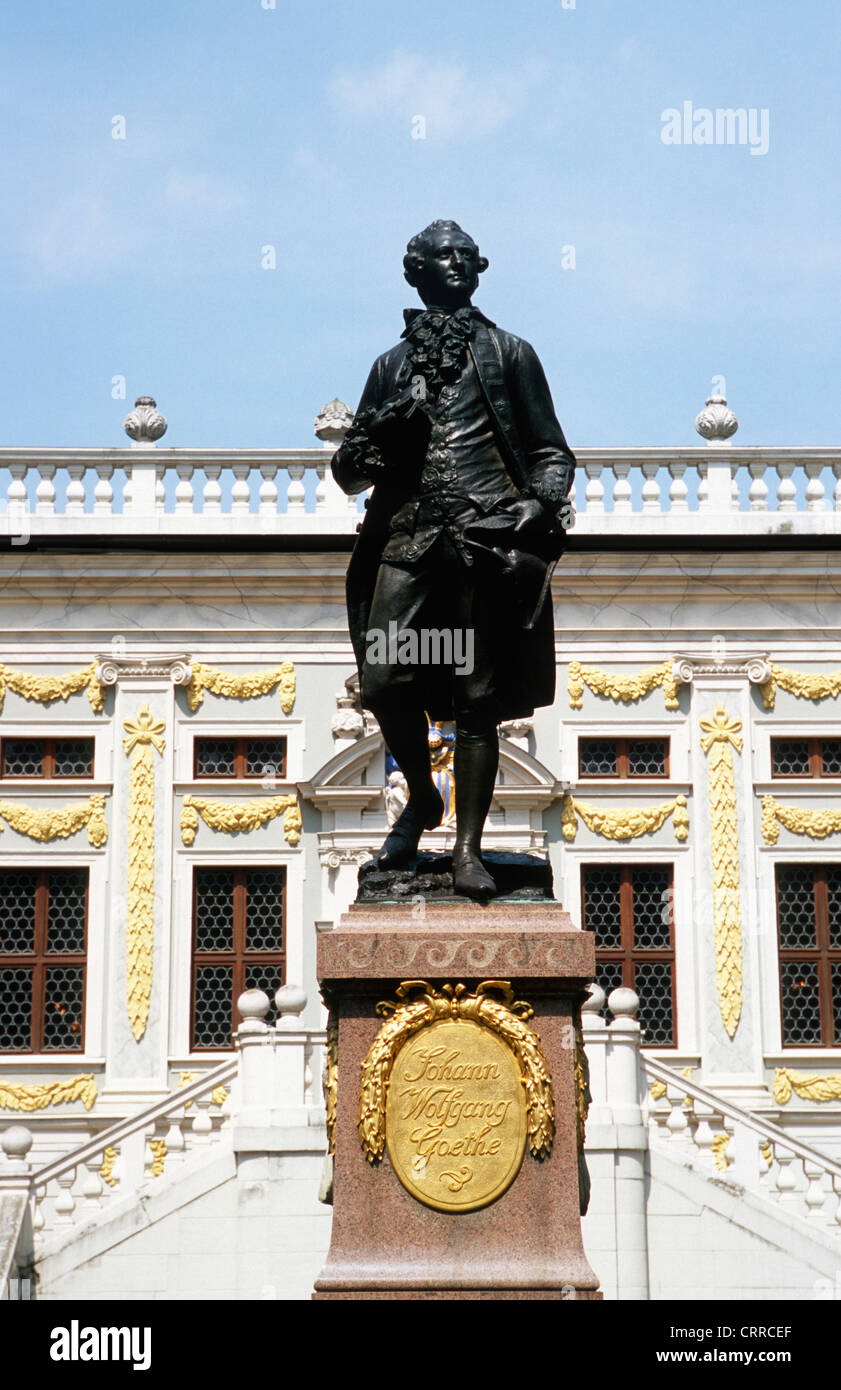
[
  {"xmin": 672, "ymin": 654, "xmax": 770, "ymax": 690},
  {"xmin": 0, "ymin": 661, "xmax": 105, "ymax": 715},
  {"xmin": 759, "ymin": 663, "xmax": 841, "ymax": 711},
  {"xmin": 561, "ymin": 793, "xmax": 689, "ymax": 842},
  {"xmin": 95, "ymin": 655, "xmax": 193, "ymax": 688},
  {"xmin": 699, "ymin": 704, "xmax": 744, "ymax": 1039},
  {"xmin": 123, "ymin": 705, "xmax": 166, "ymax": 1042},
  {"xmin": 0, "ymin": 794, "xmax": 107, "ymax": 846},
  {"xmin": 180, "ymin": 792, "xmax": 302, "ymax": 847},
  {"xmin": 0, "ymin": 1074, "xmax": 98, "ymax": 1112},
  {"xmin": 773, "ymin": 1069, "xmax": 841, "ymax": 1105},
  {"xmin": 359, "ymin": 980, "xmax": 554, "ymax": 1164},
  {"xmin": 184, "ymin": 661, "xmax": 296, "ymax": 714},
  {"xmin": 568, "ymin": 659, "xmax": 680, "ymax": 711},
  {"xmin": 761, "ymin": 795, "xmax": 841, "ymax": 844}
]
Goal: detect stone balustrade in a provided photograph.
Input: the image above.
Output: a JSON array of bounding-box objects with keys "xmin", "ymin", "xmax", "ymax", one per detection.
[
  {"xmin": 2, "ymin": 445, "xmax": 841, "ymax": 541},
  {"xmin": 0, "ymin": 985, "xmax": 325, "ymax": 1270}
]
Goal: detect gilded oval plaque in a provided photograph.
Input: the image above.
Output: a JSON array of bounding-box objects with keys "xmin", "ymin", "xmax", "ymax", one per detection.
[{"xmin": 385, "ymin": 1016, "xmax": 527, "ymax": 1213}]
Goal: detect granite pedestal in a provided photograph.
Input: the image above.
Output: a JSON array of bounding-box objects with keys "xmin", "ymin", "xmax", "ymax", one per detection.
[{"xmin": 313, "ymin": 884, "xmax": 601, "ymax": 1301}]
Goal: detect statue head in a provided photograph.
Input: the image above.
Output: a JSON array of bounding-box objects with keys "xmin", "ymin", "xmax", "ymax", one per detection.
[{"xmin": 403, "ymin": 220, "xmax": 488, "ymax": 309}]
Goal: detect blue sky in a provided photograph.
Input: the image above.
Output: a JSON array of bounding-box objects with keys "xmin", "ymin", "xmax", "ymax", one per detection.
[{"xmin": 1, "ymin": 0, "xmax": 839, "ymax": 449}]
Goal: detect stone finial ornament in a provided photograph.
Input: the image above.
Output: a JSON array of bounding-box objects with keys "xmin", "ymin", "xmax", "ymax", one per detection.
[
  {"xmin": 694, "ymin": 395, "xmax": 738, "ymax": 445},
  {"xmin": 314, "ymin": 398, "xmax": 353, "ymax": 445},
  {"xmin": 123, "ymin": 396, "xmax": 168, "ymax": 446}
]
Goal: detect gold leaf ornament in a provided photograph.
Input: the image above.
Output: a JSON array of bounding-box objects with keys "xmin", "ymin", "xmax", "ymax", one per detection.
[
  {"xmin": 0, "ymin": 793, "xmax": 107, "ymax": 846},
  {"xmin": 185, "ymin": 660, "xmax": 296, "ymax": 714},
  {"xmin": 180, "ymin": 792, "xmax": 302, "ymax": 846},
  {"xmin": 567, "ymin": 659, "xmax": 679, "ymax": 711},
  {"xmin": 561, "ymin": 793, "xmax": 688, "ymax": 842},
  {"xmin": 759, "ymin": 663, "xmax": 841, "ymax": 711},
  {"xmin": 0, "ymin": 660, "xmax": 105, "ymax": 716},
  {"xmin": 699, "ymin": 705, "xmax": 743, "ymax": 1039},
  {"xmin": 773, "ymin": 1069, "xmax": 841, "ymax": 1105},
  {"xmin": 123, "ymin": 705, "xmax": 166, "ymax": 1042},
  {"xmin": 0, "ymin": 1073, "xmax": 98, "ymax": 1112},
  {"xmin": 761, "ymin": 794, "xmax": 841, "ymax": 845},
  {"xmin": 358, "ymin": 980, "xmax": 555, "ymax": 1165}
]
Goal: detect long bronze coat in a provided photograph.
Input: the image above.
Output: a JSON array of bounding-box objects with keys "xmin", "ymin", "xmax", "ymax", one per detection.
[{"xmin": 332, "ymin": 312, "xmax": 576, "ymax": 722}]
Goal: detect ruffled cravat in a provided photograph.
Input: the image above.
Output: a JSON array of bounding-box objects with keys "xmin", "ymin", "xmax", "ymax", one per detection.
[{"xmin": 402, "ymin": 306, "xmax": 477, "ymax": 398}]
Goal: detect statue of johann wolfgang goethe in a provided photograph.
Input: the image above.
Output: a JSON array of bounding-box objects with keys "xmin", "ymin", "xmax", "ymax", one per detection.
[{"xmin": 332, "ymin": 220, "xmax": 575, "ymax": 898}]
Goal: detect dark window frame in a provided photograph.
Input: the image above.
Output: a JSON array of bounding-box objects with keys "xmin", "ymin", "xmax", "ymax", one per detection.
[
  {"xmin": 581, "ymin": 862, "xmax": 677, "ymax": 1047},
  {"xmin": 193, "ymin": 736, "xmax": 287, "ymax": 780},
  {"xmin": 0, "ymin": 737, "xmax": 95, "ymax": 779},
  {"xmin": 0, "ymin": 868, "xmax": 88, "ymax": 1052},
  {"xmin": 191, "ymin": 866, "xmax": 286, "ymax": 1051},
  {"xmin": 770, "ymin": 737, "xmax": 841, "ymax": 779},
  {"xmin": 578, "ymin": 736, "xmax": 670, "ymax": 780},
  {"xmin": 775, "ymin": 863, "xmax": 841, "ymax": 1047}
]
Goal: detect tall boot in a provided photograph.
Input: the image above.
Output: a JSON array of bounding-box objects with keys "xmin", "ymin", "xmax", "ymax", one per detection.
[
  {"xmin": 374, "ymin": 707, "xmax": 444, "ymax": 869},
  {"xmin": 452, "ymin": 727, "xmax": 498, "ymax": 899}
]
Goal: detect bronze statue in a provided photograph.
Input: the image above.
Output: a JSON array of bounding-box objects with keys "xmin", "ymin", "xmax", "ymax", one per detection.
[{"xmin": 333, "ymin": 221, "xmax": 575, "ymax": 897}]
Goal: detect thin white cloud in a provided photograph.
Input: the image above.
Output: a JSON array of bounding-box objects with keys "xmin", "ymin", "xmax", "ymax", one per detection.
[{"xmin": 329, "ymin": 48, "xmax": 547, "ymax": 141}]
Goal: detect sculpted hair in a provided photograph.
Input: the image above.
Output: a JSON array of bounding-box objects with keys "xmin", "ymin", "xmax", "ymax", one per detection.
[{"xmin": 403, "ymin": 220, "xmax": 486, "ymax": 280}]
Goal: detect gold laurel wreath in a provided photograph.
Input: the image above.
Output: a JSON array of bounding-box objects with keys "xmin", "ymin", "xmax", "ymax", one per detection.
[
  {"xmin": 562, "ymin": 793, "xmax": 689, "ymax": 842},
  {"xmin": 773, "ymin": 1069, "xmax": 841, "ymax": 1105},
  {"xmin": 358, "ymin": 980, "xmax": 555, "ymax": 1165}
]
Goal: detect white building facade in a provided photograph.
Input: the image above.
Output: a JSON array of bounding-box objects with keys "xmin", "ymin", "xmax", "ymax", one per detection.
[{"xmin": 2, "ymin": 395, "xmax": 841, "ymax": 1301}]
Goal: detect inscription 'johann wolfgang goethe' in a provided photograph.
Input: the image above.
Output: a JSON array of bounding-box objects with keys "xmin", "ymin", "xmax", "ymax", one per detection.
[{"xmin": 386, "ymin": 1018, "xmax": 527, "ymax": 1213}]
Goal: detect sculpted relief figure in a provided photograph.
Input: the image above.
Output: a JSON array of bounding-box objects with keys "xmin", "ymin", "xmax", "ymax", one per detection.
[{"xmin": 332, "ymin": 221, "xmax": 575, "ymax": 897}]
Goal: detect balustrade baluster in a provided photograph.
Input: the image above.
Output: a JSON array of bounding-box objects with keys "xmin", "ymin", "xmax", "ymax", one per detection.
[
  {"xmin": 803, "ymin": 1160, "xmax": 827, "ymax": 1218},
  {"xmin": 155, "ymin": 462, "xmax": 165, "ymax": 512},
  {"xmin": 36, "ymin": 462, "xmax": 57, "ymax": 516},
  {"xmin": 191, "ymin": 1093, "xmax": 214, "ymax": 1143},
  {"xmin": 611, "ymin": 460, "xmax": 632, "ymax": 514},
  {"xmin": 231, "ymin": 462, "xmax": 251, "ymax": 515},
  {"xmin": 667, "ymin": 460, "xmax": 689, "ymax": 514},
  {"xmin": 203, "ymin": 463, "xmax": 222, "ymax": 514},
  {"xmin": 174, "ymin": 461, "xmax": 195, "ymax": 514},
  {"xmin": 804, "ymin": 461, "xmax": 827, "ymax": 512},
  {"xmin": 772, "ymin": 1147, "xmax": 800, "ymax": 1207},
  {"xmin": 287, "ymin": 462, "xmax": 306, "ymax": 513},
  {"xmin": 748, "ymin": 459, "xmax": 769, "ymax": 511},
  {"xmin": 53, "ymin": 1168, "xmax": 77, "ymax": 1224},
  {"xmin": 94, "ymin": 461, "xmax": 115, "ymax": 516},
  {"xmin": 641, "ymin": 461, "xmax": 661, "ymax": 514},
  {"xmin": 775, "ymin": 460, "xmax": 797, "ymax": 512},
  {"xmin": 66, "ymin": 461, "xmax": 86, "ymax": 516},
  {"xmin": 584, "ymin": 460, "xmax": 605, "ymax": 515},
  {"xmin": 80, "ymin": 1155, "xmax": 104, "ymax": 1209},
  {"xmin": 833, "ymin": 460, "xmax": 841, "ymax": 513},
  {"xmin": 259, "ymin": 462, "xmax": 279, "ymax": 518}
]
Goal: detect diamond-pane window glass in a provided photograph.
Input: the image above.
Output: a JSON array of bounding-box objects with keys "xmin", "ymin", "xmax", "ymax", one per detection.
[
  {"xmin": 822, "ymin": 741, "xmax": 841, "ymax": 775},
  {"xmin": 579, "ymin": 740, "xmax": 617, "ymax": 776},
  {"xmin": 244, "ymin": 739, "xmax": 287, "ymax": 778},
  {"xmin": 579, "ymin": 737, "xmax": 669, "ymax": 778},
  {"xmin": 1, "ymin": 738, "xmax": 94, "ymax": 778},
  {"xmin": 0, "ymin": 869, "xmax": 87, "ymax": 1052},
  {"xmin": 776, "ymin": 865, "xmax": 841, "ymax": 1046},
  {"xmin": 53, "ymin": 740, "xmax": 94, "ymax": 777},
  {"xmin": 772, "ymin": 738, "xmax": 841, "ymax": 778},
  {"xmin": 0, "ymin": 871, "xmax": 37, "ymax": 953},
  {"xmin": 195, "ymin": 740, "xmax": 237, "ymax": 776},
  {"xmin": 195, "ymin": 737, "xmax": 287, "ymax": 779},
  {"xmin": 582, "ymin": 863, "xmax": 676, "ymax": 1047},
  {"xmin": 2, "ymin": 740, "xmax": 44, "ymax": 776},
  {"xmin": 192, "ymin": 867, "xmax": 285, "ymax": 1050},
  {"xmin": 194, "ymin": 870, "xmax": 235, "ymax": 952},
  {"xmin": 776, "ymin": 866, "xmax": 818, "ymax": 949}
]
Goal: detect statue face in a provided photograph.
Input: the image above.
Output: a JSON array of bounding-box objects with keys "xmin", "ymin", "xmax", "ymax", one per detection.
[{"xmin": 410, "ymin": 226, "xmax": 486, "ymax": 309}]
